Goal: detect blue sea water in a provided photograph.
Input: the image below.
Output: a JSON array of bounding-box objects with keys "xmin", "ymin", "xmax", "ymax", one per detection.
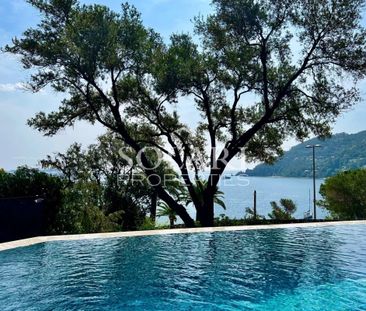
[
  {"xmin": 1, "ymin": 225, "xmax": 366, "ymax": 310},
  {"xmin": 217, "ymin": 176, "xmax": 327, "ymax": 219},
  {"xmin": 168, "ymin": 176, "xmax": 326, "ymax": 225}
]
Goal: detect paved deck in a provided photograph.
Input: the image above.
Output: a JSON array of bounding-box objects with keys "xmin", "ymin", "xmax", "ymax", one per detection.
[{"xmin": 1, "ymin": 220, "xmax": 365, "ymax": 252}]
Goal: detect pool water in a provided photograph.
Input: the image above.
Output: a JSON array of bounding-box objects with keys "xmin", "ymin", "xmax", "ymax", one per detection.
[{"xmin": 1, "ymin": 225, "xmax": 366, "ymax": 310}]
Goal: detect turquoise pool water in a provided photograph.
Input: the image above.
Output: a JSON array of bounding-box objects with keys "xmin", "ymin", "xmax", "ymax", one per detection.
[{"xmin": 1, "ymin": 225, "xmax": 366, "ymax": 310}]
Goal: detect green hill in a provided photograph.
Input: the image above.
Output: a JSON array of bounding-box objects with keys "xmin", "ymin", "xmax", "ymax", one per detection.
[{"xmin": 245, "ymin": 131, "xmax": 366, "ymax": 178}]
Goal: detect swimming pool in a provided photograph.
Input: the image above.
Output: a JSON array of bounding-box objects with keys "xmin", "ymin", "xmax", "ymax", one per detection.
[{"xmin": 1, "ymin": 224, "xmax": 366, "ymax": 310}]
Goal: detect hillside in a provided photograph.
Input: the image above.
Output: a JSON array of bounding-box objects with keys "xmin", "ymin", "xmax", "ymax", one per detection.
[{"xmin": 245, "ymin": 131, "xmax": 366, "ymax": 178}]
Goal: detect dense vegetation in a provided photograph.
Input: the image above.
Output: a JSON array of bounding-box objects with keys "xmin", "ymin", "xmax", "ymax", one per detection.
[
  {"xmin": 5, "ymin": 0, "xmax": 366, "ymax": 227},
  {"xmin": 246, "ymin": 132, "xmax": 366, "ymax": 178},
  {"xmin": 2, "ymin": 165, "xmax": 363, "ymax": 235},
  {"xmin": 0, "ymin": 134, "xmax": 169, "ymax": 234},
  {"xmin": 319, "ymin": 168, "xmax": 366, "ymax": 220},
  {"xmin": 40, "ymin": 132, "xmax": 155, "ymax": 233}
]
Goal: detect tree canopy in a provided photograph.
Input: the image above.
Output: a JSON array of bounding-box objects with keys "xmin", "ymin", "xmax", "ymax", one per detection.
[
  {"xmin": 320, "ymin": 169, "xmax": 366, "ymax": 220},
  {"xmin": 5, "ymin": 0, "xmax": 366, "ymax": 227}
]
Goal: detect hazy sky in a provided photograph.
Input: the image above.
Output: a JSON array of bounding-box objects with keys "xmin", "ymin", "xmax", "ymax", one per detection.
[{"xmin": 0, "ymin": 0, "xmax": 365, "ymax": 171}]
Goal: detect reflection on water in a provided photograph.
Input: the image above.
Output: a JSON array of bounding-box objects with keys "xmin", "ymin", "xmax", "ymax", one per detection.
[{"xmin": 0, "ymin": 225, "xmax": 366, "ymax": 310}]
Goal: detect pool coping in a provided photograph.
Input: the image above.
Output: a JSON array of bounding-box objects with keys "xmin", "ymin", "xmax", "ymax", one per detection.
[{"xmin": 1, "ymin": 220, "xmax": 365, "ymax": 252}]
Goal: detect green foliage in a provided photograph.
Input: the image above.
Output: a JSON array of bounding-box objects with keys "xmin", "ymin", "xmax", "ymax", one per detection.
[
  {"xmin": 185, "ymin": 179, "xmax": 226, "ymax": 210},
  {"xmin": 0, "ymin": 165, "xmax": 124, "ymax": 234},
  {"xmin": 56, "ymin": 181, "xmax": 120, "ymax": 234},
  {"xmin": 319, "ymin": 169, "xmax": 366, "ymax": 220},
  {"xmin": 42, "ymin": 132, "xmax": 153, "ymax": 232},
  {"xmin": 5, "ymin": 0, "xmax": 366, "ymax": 227},
  {"xmin": 157, "ymin": 202, "xmax": 177, "ymax": 228},
  {"xmin": 138, "ymin": 217, "xmax": 157, "ymax": 231},
  {"xmin": 54, "ymin": 186, "xmax": 144, "ymax": 234},
  {"xmin": 246, "ymin": 131, "xmax": 366, "ymax": 178},
  {"xmin": 268, "ymin": 199, "xmax": 297, "ymax": 220},
  {"xmin": 244, "ymin": 207, "xmax": 265, "ymax": 220}
]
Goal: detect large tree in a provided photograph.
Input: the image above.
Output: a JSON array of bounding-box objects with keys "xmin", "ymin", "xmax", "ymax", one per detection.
[{"xmin": 5, "ymin": 0, "xmax": 366, "ymax": 227}]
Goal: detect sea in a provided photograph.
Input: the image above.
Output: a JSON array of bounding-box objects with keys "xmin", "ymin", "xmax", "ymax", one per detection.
[{"xmin": 162, "ymin": 175, "xmax": 327, "ymax": 225}]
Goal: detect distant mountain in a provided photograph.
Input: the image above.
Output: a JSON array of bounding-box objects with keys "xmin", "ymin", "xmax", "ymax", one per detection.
[{"xmin": 245, "ymin": 131, "xmax": 366, "ymax": 178}]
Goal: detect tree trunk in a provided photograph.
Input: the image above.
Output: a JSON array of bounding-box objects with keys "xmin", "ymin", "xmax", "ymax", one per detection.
[
  {"xmin": 195, "ymin": 203, "xmax": 204, "ymax": 223},
  {"xmin": 200, "ymin": 193, "xmax": 215, "ymax": 227},
  {"xmin": 169, "ymin": 216, "xmax": 175, "ymax": 228},
  {"xmin": 150, "ymin": 191, "xmax": 157, "ymax": 223},
  {"xmin": 114, "ymin": 124, "xmax": 196, "ymax": 228},
  {"xmin": 156, "ymin": 186, "xmax": 195, "ymax": 228}
]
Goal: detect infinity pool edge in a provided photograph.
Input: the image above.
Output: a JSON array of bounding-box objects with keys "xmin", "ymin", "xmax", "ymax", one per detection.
[{"xmin": 1, "ymin": 220, "xmax": 366, "ymax": 252}]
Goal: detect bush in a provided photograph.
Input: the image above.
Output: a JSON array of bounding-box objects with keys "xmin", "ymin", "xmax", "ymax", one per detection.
[
  {"xmin": 319, "ymin": 169, "xmax": 366, "ymax": 220},
  {"xmin": 138, "ymin": 218, "xmax": 157, "ymax": 231},
  {"xmin": 54, "ymin": 183, "xmax": 121, "ymax": 234},
  {"xmin": 268, "ymin": 199, "xmax": 297, "ymax": 220}
]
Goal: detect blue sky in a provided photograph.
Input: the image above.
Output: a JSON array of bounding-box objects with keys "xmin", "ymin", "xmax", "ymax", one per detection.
[{"xmin": 0, "ymin": 0, "xmax": 365, "ymax": 171}]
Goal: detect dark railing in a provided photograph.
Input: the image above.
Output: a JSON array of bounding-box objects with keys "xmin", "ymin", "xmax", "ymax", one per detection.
[{"xmin": 0, "ymin": 196, "xmax": 45, "ymax": 243}]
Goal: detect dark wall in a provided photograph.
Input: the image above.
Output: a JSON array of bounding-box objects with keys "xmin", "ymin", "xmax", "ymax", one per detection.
[{"xmin": 0, "ymin": 197, "xmax": 45, "ymax": 243}]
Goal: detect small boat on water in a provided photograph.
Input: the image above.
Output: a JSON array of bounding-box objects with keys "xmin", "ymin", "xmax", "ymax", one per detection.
[{"xmin": 304, "ymin": 210, "xmax": 313, "ymax": 220}]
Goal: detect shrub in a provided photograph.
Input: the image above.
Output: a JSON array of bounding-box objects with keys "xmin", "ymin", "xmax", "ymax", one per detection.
[
  {"xmin": 319, "ymin": 169, "xmax": 366, "ymax": 220},
  {"xmin": 268, "ymin": 199, "xmax": 297, "ymax": 220}
]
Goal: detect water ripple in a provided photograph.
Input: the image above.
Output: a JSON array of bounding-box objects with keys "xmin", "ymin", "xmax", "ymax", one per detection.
[{"xmin": 1, "ymin": 225, "xmax": 366, "ymax": 310}]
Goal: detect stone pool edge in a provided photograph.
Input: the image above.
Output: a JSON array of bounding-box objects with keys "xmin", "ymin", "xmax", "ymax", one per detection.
[{"xmin": 1, "ymin": 220, "xmax": 366, "ymax": 252}]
